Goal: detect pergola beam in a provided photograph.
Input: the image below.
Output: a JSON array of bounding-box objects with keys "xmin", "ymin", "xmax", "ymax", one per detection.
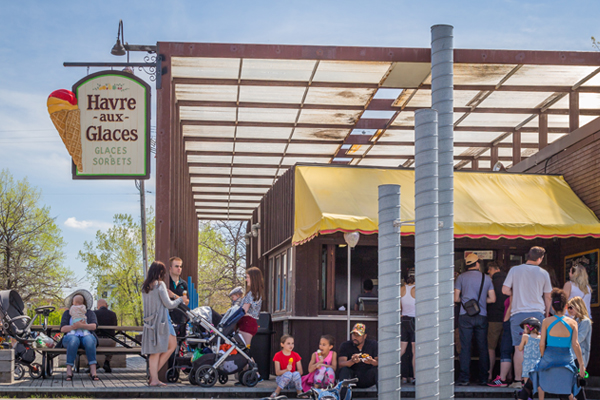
[
  {"xmin": 181, "ymin": 120, "xmax": 570, "ymax": 133},
  {"xmin": 176, "ymin": 99, "xmax": 600, "ymax": 115}
]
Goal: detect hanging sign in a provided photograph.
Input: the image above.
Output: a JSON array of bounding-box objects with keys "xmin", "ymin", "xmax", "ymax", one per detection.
[{"xmin": 70, "ymin": 70, "xmax": 151, "ymax": 179}]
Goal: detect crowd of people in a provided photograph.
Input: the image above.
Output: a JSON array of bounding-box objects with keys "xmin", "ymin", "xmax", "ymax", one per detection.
[
  {"xmin": 449, "ymin": 246, "xmax": 593, "ymax": 399},
  {"xmin": 57, "ymin": 247, "xmax": 591, "ymax": 397}
]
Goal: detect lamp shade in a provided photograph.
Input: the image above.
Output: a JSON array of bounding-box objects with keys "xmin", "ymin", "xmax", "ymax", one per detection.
[
  {"xmin": 111, "ymin": 39, "xmax": 126, "ymax": 56},
  {"xmin": 343, "ymin": 231, "xmax": 360, "ymax": 248}
]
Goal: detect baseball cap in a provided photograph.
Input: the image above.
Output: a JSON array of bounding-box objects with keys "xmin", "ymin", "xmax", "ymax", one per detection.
[
  {"xmin": 465, "ymin": 253, "xmax": 479, "ymax": 266},
  {"xmin": 350, "ymin": 323, "xmax": 366, "ymax": 336}
]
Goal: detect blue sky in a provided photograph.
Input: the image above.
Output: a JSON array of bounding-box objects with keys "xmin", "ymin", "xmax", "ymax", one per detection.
[{"xmin": 1, "ymin": 1, "xmax": 598, "ymax": 292}]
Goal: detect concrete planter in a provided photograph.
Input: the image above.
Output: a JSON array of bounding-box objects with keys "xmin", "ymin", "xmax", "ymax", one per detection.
[{"xmin": 0, "ymin": 349, "xmax": 14, "ymax": 384}]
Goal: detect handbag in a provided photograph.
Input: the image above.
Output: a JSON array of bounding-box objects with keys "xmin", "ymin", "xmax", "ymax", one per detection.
[{"xmin": 461, "ymin": 272, "xmax": 485, "ymax": 316}]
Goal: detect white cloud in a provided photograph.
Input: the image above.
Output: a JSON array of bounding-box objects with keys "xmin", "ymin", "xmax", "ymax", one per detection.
[{"xmin": 64, "ymin": 217, "xmax": 112, "ymax": 231}]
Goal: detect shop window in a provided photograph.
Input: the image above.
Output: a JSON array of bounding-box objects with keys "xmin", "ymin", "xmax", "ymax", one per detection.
[{"xmin": 270, "ymin": 247, "xmax": 292, "ymax": 313}]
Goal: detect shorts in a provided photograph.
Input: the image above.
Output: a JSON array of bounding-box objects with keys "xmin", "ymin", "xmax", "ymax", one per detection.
[
  {"xmin": 237, "ymin": 315, "xmax": 258, "ymax": 336},
  {"xmin": 487, "ymin": 321, "xmax": 503, "ymax": 350},
  {"xmin": 167, "ymin": 314, "xmax": 176, "ymax": 336},
  {"xmin": 401, "ymin": 316, "xmax": 415, "ymax": 343},
  {"xmin": 510, "ymin": 312, "xmax": 544, "ymax": 346}
]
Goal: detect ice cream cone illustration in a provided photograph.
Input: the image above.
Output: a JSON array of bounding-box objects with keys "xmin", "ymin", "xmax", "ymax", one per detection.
[{"xmin": 47, "ymin": 89, "xmax": 83, "ymax": 172}]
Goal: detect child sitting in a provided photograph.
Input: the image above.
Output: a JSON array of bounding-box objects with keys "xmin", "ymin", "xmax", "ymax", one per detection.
[
  {"xmin": 518, "ymin": 317, "xmax": 541, "ymax": 383},
  {"xmin": 302, "ymin": 334, "xmax": 337, "ymax": 391},
  {"xmin": 271, "ymin": 334, "xmax": 307, "ymax": 398},
  {"xmin": 228, "ymin": 286, "xmax": 244, "ymax": 307},
  {"xmin": 68, "ymin": 296, "xmax": 90, "ymax": 337}
]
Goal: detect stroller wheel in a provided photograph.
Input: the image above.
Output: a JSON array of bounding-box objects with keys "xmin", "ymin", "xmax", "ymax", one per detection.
[
  {"xmin": 188, "ymin": 369, "xmax": 197, "ymax": 385},
  {"xmin": 14, "ymin": 364, "xmax": 25, "ymax": 381},
  {"xmin": 29, "ymin": 363, "xmax": 42, "ymax": 379},
  {"xmin": 242, "ymin": 370, "xmax": 259, "ymax": 387},
  {"xmin": 218, "ymin": 372, "xmax": 228, "ymax": 385},
  {"xmin": 166, "ymin": 367, "xmax": 180, "ymax": 383},
  {"xmin": 195, "ymin": 365, "xmax": 218, "ymax": 388}
]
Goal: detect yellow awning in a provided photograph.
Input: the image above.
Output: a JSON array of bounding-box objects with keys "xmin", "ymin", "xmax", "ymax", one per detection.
[{"xmin": 292, "ymin": 165, "xmax": 600, "ymax": 245}]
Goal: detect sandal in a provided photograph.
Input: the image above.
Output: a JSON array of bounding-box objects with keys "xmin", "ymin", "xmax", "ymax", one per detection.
[
  {"xmin": 65, "ymin": 374, "xmax": 73, "ymax": 381},
  {"xmin": 89, "ymin": 373, "xmax": 100, "ymax": 381}
]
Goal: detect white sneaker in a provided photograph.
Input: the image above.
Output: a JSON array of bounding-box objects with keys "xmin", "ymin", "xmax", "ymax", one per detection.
[{"xmin": 509, "ymin": 381, "xmax": 523, "ymax": 389}]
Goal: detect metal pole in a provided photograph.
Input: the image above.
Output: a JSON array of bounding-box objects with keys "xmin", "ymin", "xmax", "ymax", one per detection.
[
  {"xmin": 138, "ymin": 180, "xmax": 149, "ymax": 278},
  {"xmin": 414, "ymin": 109, "xmax": 440, "ymax": 400},
  {"xmin": 378, "ymin": 184, "xmax": 402, "ymax": 400},
  {"xmin": 347, "ymin": 245, "xmax": 351, "ymax": 341},
  {"xmin": 431, "ymin": 24, "xmax": 455, "ymax": 399}
]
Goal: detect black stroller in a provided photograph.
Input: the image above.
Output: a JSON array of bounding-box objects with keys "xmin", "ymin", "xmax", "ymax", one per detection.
[
  {"xmin": 166, "ymin": 304, "xmax": 260, "ymax": 387},
  {"xmin": 0, "ymin": 290, "xmax": 56, "ymax": 380}
]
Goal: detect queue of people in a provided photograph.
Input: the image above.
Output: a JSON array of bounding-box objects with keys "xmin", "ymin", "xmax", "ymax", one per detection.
[{"xmin": 449, "ymin": 245, "xmax": 593, "ymax": 400}]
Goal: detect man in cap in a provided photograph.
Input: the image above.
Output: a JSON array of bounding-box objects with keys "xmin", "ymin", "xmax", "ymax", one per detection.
[
  {"xmin": 454, "ymin": 253, "xmax": 495, "ymax": 386},
  {"xmin": 337, "ymin": 323, "xmax": 378, "ymax": 389},
  {"xmin": 502, "ymin": 246, "xmax": 551, "ymax": 389}
]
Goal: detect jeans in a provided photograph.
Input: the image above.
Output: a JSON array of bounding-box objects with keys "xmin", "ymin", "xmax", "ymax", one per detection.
[
  {"xmin": 500, "ymin": 320, "xmax": 513, "ymax": 363},
  {"xmin": 63, "ymin": 334, "xmax": 97, "ymax": 366},
  {"xmin": 458, "ymin": 314, "xmax": 489, "ymax": 383}
]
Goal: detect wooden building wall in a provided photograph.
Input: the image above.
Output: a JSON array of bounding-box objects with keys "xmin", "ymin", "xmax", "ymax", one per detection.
[{"xmin": 522, "ymin": 129, "xmax": 600, "ymax": 217}]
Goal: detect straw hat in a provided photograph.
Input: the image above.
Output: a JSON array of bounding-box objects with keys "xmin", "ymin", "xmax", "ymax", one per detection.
[{"xmin": 64, "ymin": 289, "xmax": 94, "ymax": 309}]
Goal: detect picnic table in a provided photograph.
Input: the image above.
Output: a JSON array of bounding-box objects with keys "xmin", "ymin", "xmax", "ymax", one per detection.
[{"xmin": 32, "ymin": 325, "xmax": 143, "ymax": 378}]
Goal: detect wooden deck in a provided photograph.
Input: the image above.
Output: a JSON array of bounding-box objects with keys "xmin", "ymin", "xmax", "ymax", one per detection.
[{"xmin": 1, "ymin": 357, "xmax": 597, "ymax": 399}]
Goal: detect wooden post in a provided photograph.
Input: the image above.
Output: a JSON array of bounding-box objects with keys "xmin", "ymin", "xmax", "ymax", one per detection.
[
  {"xmin": 490, "ymin": 144, "xmax": 499, "ymax": 169},
  {"xmin": 0, "ymin": 349, "xmax": 14, "ymax": 384},
  {"xmin": 472, "ymin": 158, "xmax": 479, "ymax": 171},
  {"xmin": 569, "ymin": 90, "xmax": 579, "ymax": 132},
  {"xmin": 539, "ymin": 113, "xmax": 548, "ymax": 149},
  {"xmin": 512, "ymin": 130, "xmax": 522, "ymax": 165}
]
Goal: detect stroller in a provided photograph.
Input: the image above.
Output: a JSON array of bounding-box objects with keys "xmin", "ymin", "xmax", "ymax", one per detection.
[
  {"xmin": 166, "ymin": 303, "xmax": 260, "ymax": 388},
  {"xmin": 0, "ymin": 290, "xmax": 55, "ymax": 380}
]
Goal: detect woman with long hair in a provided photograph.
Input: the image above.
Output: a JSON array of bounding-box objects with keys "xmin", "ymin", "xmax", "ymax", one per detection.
[
  {"xmin": 563, "ymin": 263, "xmax": 592, "ymax": 317},
  {"xmin": 567, "ymin": 296, "xmax": 592, "ymax": 368},
  {"xmin": 400, "ymin": 268, "xmax": 416, "ymax": 384},
  {"xmin": 237, "ymin": 266, "xmax": 264, "ymax": 346},
  {"xmin": 516, "ymin": 288, "xmax": 585, "ymax": 400},
  {"xmin": 141, "ymin": 261, "xmax": 187, "ymax": 386}
]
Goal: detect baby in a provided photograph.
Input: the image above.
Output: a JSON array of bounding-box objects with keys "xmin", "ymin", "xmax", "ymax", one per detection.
[
  {"xmin": 68, "ymin": 295, "xmax": 89, "ymax": 337},
  {"xmin": 228, "ymin": 286, "xmax": 244, "ymax": 307}
]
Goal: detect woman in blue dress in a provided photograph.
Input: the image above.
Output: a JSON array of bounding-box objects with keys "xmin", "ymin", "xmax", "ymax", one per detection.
[{"xmin": 517, "ymin": 288, "xmax": 585, "ymax": 400}]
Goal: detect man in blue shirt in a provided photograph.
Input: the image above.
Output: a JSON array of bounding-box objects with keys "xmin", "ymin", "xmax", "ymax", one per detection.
[{"xmin": 455, "ymin": 253, "xmax": 496, "ymax": 386}]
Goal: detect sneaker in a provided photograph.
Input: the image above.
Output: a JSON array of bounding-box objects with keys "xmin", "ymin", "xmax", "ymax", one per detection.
[
  {"xmin": 456, "ymin": 380, "xmax": 469, "ymax": 386},
  {"xmin": 488, "ymin": 375, "xmax": 508, "ymax": 387},
  {"xmin": 509, "ymin": 381, "xmax": 523, "ymax": 389}
]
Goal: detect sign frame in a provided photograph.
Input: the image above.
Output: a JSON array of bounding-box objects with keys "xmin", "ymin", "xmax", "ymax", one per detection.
[{"xmin": 71, "ymin": 70, "xmax": 151, "ymax": 180}]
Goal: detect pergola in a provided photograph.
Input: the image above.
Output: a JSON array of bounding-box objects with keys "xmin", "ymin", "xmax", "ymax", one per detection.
[{"xmin": 154, "ymin": 42, "xmax": 600, "ymax": 270}]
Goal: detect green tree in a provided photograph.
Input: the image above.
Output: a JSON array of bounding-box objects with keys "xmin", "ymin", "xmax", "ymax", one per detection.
[
  {"xmin": 78, "ymin": 210, "xmax": 154, "ymax": 326},
  {"xmin": 0, "ymin": 169, "xmax": 74, "ymax": 303},
  {"xmin": 197, "ymin": 221, "xmax": 246, "ymax": 313}
]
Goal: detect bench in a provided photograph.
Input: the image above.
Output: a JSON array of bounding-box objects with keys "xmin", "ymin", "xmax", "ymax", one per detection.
[
  {"xmin": 38, "ymin": 347, "xmax": 143, "ymax": 377},
  {"xmin": 33, "ymin": 326, "xmax": 144, "ymax": 378}
]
